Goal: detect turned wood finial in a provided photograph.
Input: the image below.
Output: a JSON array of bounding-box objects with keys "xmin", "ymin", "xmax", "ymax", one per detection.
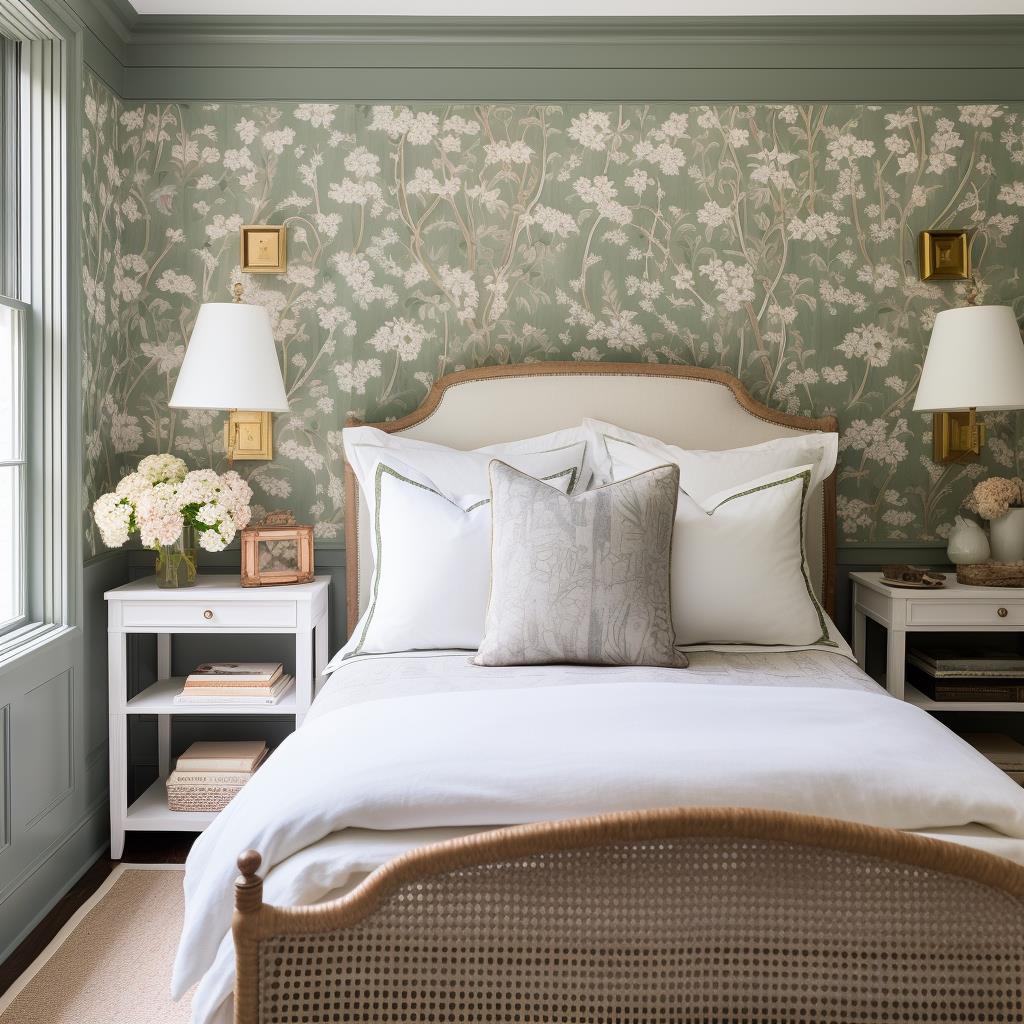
[
  {"xmin": 238, "ymin": 849, "xmax": 262, "ymax": 880},
  {"xmin": 235, "ymin": 850, "xmax": 264, "ymax": 914}
]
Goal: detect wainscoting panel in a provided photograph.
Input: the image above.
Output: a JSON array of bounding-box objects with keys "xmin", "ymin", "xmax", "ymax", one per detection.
[
  {"xmin": 18, "ymin": 671, "xmax": 74, "ymax": 834},
  {"xmin": 0, "ymin": 704, "xmax": 9, "ymax": 856}
]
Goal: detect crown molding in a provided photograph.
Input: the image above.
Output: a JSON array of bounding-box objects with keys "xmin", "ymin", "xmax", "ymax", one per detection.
[
  {"xmin": 72, "ymin": 12, "xmax": 1024, "ymax": 102},
  {"xmin": 125, "ymin": 13, "xmax": 1024, "ymax": 45}
]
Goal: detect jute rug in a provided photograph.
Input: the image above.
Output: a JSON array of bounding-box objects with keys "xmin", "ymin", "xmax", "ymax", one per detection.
[{"xmin": 0, "ymin": 865, "xmax": 193, "ymax": 1024}]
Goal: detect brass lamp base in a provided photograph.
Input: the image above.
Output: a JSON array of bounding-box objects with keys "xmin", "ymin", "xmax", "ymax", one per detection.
[
  {"xmin": 932, "ymin": 409, "xmax": 985, "ymax": 463},
  {"xmin": 225, "ymin": 410, "xmax": 274, "ymax": 463}
]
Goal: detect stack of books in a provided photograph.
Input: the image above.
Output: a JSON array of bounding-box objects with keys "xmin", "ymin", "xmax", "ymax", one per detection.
[
  {"xmin": 961, "ymin": 733, "xmax": 1024, "ymax": 785},
  {"xmin": 174, "ymin": 662, "xmax": 292, "ymax": 706},
  {"xmin": 166, "ymin": 740, "xmax": 269, "ymax": 812},
  {"xmin": 907, "ymin": 645, "xmax": 1024, "ymax": 702}
]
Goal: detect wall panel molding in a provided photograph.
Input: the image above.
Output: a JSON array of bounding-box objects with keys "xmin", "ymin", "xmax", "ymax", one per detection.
[{"xmin": 76, "ymin": 12, "xmax": 1024, "ymax": 101}]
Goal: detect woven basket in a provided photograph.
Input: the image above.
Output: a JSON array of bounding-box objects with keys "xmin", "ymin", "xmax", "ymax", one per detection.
[
  {"xmin": 167, "ymin": 782, "xmax": 243, "ymax": 812},
  {"xmin": 957, "ymin": 561, "xmax": 1024, "ymax": 587}
]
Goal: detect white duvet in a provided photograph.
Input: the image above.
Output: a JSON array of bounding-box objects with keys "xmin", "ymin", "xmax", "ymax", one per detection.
[{"xmin": 173, "ymin": 650, "xmax": 1024, "ymax": 1024}]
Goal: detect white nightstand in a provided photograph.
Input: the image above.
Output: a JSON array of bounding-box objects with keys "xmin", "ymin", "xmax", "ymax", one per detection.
[
  {"xmin": 851, "ymin": 570, "xmax": 1024, "ymax": 708},
  {"xmin": 104, "ymin": 574, "xmax": 330, "ymax": 859}
]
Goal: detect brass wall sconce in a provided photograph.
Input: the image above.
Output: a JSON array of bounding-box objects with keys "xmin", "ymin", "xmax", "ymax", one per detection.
[
  {"xmin": 915, "ymin": 305, "xmax": 1024, "ymax": 464},
  {"xmin": 169, "ymin": 282, "xmax": 290, "ymax": 462},
  {"xmin": 931, "ymin": 409, "xmax": 985, "ymax": 463}
]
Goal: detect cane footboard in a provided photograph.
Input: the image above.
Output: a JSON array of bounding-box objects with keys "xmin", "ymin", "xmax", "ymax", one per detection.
[{"xmin": 232, "ymin": 808, "xmax": 1024, "ymax": 1024}]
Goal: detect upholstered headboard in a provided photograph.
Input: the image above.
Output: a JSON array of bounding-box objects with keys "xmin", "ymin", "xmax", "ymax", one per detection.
[{"xmin": 344, "ymin": 363, "xmax": 838, "ymax": 635}]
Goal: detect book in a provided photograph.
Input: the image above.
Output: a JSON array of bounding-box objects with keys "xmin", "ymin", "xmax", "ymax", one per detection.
[
  {"xmin": 174, "ymin": 675, "xmax": 292, "ymax": 702},
  {"xmin": 176, "ymin": 740, "xmax": 268, "ymax": 772},
  {"xmin": 908, "ymin": 646, "xmax": 1024, "ymax": 680},
  {"xmin": 166, "ymin": 770, "xmax": 259, "ymax": 785},
  {"xmin": 908, "ymin": 665, "xmax": 1024, "ymax": 702},
  {"xmin": 960, "ymin": 733, "xmax": 1024, "ymax": 771},
  {"xmin": 185, "ymin": 662, "xmax": 283, "ymax": 686}
]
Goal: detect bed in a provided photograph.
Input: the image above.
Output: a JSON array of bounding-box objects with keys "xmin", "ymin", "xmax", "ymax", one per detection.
[{"xmin": 169, "ymin": 363, "xmax": 1024, "ymax": 1024}]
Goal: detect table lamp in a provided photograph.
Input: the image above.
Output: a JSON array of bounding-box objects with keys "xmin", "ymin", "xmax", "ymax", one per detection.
[
  {"xmin": 169, "ymin": 284, "xmax": 289, "ymax": 462},
  {"xmin": 913, "ymin": 304, "xmax": 1024, "ymax": 462}
]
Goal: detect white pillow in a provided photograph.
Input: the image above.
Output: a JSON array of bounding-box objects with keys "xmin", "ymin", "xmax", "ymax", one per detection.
[
  {"xmin": 333, "ymin": 451, "xmax": 580, "ymax": 663},
  {"xmin": 344, "ymin": 424, "xmax": 591, "ymax": 506},
  {"xmin": 582, "ymin": 418, "xmax": 837, "ymax": 503},
  {"xmin": 669, "ymin": 465, "xmax": 835, "ymax": 647}
]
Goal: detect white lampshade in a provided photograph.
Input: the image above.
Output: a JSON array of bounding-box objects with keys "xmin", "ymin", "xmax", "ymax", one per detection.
[
  {"xmin": 914, "ymin": 304, "xmax": 1024, "ymax": 412},
  {"xmin": 169, "ymin": 302, "xmax": 289, "ymax": 412}
]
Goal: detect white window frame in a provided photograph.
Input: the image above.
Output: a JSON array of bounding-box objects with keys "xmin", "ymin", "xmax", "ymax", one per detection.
[
  {"xmin": 0, "ymin": 0, "xmax": 80, "ymax": 665},
  {"xmin": 0, "ymin": 34, "xmax": 29, "ymax": 639}
]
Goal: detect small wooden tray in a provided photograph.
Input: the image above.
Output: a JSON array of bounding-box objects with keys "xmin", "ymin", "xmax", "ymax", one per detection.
[
  {"xmin": 882, "ymin": 579, "xmax": 945, "ymax": 590},
  {"xmin": 957, "ymin": 562, "xmax": 1024, "ymax": 588}
]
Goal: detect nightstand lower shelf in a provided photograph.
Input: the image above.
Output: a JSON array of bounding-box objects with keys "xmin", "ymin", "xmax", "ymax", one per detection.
[
  {"xmin": 126, "ymin": 677, "xmax": 297, "ymax": 714},
  {"xmin": 126, "ymin": 778, "xmax": 217, "ymax": 832},
  {"xmin": 904, "ymin": 682, "xmax": 1024, "ymax": 713}
]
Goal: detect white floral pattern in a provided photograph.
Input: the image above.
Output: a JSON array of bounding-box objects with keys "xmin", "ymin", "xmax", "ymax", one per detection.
[{"xmin": 81, "ymin": 76, "xmax": 1024, "ymax": 555}]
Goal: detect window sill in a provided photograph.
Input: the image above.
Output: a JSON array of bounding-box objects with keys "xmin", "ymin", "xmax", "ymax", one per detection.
[{"xmin": 0, "ymin": 622, "xmax": 77, "ymax": 675}]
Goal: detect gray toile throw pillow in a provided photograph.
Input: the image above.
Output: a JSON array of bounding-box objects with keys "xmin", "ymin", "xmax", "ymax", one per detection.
[{"xmin": 473, "ymin": 459, "xmax": 687, "ymax": 668}]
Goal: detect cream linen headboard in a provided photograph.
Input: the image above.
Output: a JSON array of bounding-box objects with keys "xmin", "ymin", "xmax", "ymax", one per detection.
[{"xmin": 344, "ymin": 363, "xmax": 838, "ymax": 635}]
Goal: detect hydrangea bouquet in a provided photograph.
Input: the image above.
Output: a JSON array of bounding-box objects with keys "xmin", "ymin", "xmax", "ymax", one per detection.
[
  {"xmin": 964, "ymin": 476, "xmax": 1024, "ymax": 520},
  {"xmin": 93, "ymin": 454, "xmax": 253, "ymax": 587}
]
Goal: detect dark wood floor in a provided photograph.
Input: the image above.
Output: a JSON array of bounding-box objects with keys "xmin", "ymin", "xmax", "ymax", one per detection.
[{"xmin": 0, "ymin": 832, "xmax": 197, "ymax": 1000}]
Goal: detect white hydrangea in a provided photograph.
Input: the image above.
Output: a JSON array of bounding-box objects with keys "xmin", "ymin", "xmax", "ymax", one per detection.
[
  {"xmin": 90, "ymin": 456, "xmax": 251, "ymax": 554},
  {"xmin": 93, "ymin": 493, "xmax": 133, "ymax": 548}
]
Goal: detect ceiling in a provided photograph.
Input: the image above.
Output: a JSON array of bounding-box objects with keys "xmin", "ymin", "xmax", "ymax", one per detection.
[{"xmin": 125, "ymin": 0, "xmax": 1024, "ymax": 16}]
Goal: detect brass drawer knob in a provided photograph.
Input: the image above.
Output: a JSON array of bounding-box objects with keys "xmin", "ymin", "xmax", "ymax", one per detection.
[
  {"xmin": 203, "ymin": 609, "xmax": 214, "ymax": 620},
  {"xmin": 998, "ymin": 607, "xmax": 1009, "ymax": 618}
]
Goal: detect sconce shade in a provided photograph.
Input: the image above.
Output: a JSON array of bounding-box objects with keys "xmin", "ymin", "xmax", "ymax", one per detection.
[
  {"xmin": 914, "ymin": 305, "xmax": 1024, "ymax": 413},
  {"xmin": 169, "ymin": 302, "xmax": 289, "ymax": 412}
]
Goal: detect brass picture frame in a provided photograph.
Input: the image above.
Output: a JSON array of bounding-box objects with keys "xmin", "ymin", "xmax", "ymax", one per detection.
[
  {"xmin": 919, "ymin": 229, "xmax": 971, "ymax": 281},
  {"xmin": 240, "ymin": 224, "xmax": 287, "ymax": 274},
  {"xmin": 240, "ymin": 511, "xmax": 314, "ymax": 587}
]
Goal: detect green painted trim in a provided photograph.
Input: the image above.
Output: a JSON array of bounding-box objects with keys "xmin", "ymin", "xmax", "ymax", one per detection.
[
  {"xmin": 68, "ymin": 8, "xmax": 1024, "ymax": 102},
  {"xmin": 57, "ymin": 0, "xmax": 126, "ymax": 89}
]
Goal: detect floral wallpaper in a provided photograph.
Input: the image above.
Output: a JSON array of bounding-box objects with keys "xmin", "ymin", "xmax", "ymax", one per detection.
[{"xmin": 81, "ymin": 71, "xmax": 1024, "ymax": 557}]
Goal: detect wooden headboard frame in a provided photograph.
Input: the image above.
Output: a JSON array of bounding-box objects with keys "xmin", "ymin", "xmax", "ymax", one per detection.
[{"xmin": 344, "ymin": 362, "xmax": 838, "ymax": 636}]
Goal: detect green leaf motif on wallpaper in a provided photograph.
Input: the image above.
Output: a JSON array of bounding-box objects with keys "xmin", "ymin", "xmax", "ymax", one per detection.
[{"xmin": 80, "ymin": 78, "xmax": 1024, "ymax": 556}]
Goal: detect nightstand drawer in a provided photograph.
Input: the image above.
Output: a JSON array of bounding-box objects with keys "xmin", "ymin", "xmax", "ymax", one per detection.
[
  {"xmin": 906, "ymin": 599, "xmax": 1024, "ymax": 627},
  {"xmin": 120, "ymin": 600, "xmax": 297, "ymax": 630}
]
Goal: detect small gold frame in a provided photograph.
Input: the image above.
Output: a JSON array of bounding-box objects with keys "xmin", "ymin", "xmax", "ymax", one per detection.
[
  {"xmin": 920, "ymin": 229, "xmax": 971, "ymax": 281},
  {"xmin": 240, "ymin": 225, "xmax": 287, "ymax": 274},
  {"xmin": 241, "ymin": 511, "xmax": 315, "ymax": 587}
]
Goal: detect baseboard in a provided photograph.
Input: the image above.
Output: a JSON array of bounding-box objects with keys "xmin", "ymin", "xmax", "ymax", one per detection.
[{"xmin": 0, "ymin": 801, "xmax": 109, "ymax": 967}]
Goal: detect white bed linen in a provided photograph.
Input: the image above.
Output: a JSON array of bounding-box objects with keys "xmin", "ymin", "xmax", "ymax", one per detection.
[{"xmin": 177, "ymin": 648, "xmax": 1024, "ymax": 1024}]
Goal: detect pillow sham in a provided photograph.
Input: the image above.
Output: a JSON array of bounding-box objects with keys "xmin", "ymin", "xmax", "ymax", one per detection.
[
  {"xmin": 582, "ymin": 418, "xmax": 838, "ymax": 503},
  {"xmin": 333, "ymin": 452, "xmax": 580, "ymax": 662},
  {"xmin": 474, "ymin": 461, "xmax": 687, "ymax": 668},
  {"xmin": 670, "ymin": 464, "xmax": 834, "ymax": 647},
  {"xmin": 344, "ymin": 424, "xmax": 591, "ymax": 507}
]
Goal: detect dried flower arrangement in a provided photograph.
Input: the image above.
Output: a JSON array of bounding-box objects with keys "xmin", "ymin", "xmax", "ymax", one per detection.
[{"xmin": 964, "ymin": 476, "xmax": 1024, "ymax": 521}]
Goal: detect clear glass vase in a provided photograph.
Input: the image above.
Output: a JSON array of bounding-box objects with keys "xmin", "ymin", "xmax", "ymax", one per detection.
[{"xmin": 154, "ymin": 524, "xmax": 198, "ymax": 588}]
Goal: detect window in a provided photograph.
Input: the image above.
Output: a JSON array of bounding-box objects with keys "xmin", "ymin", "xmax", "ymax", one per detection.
[
  {"xmin": 0, "ymin": 33, "xmax": 26, "ymax": 637},
  {"xmin": 0, "ymin": 2, "xmax": 78, "ymax": 656}
]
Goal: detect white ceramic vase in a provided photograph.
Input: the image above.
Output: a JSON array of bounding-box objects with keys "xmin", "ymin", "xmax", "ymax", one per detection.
[
  {"xmin": 947, "ymin": 515, "xmax": 990, "ymax": 565},
  {"xmin": 990, "ymin": 507, "xmax": 1024, "ymax": 563}
]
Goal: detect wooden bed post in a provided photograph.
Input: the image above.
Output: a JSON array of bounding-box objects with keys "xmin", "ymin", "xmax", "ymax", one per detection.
[{"xmin": 233, "ymin": 850, "xmax": 264, "ymax": 1024}]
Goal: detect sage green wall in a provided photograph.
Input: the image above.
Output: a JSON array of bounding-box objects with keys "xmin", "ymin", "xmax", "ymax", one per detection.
[{"xmin": 81, "ymin": 72, "xmax": 1024, "ymax": 556}]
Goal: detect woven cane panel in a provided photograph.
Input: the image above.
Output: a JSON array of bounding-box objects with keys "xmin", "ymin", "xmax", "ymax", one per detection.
[{"xmin": 256, "ymin": 837, "xmax": 1024, "ymax": 1023}]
